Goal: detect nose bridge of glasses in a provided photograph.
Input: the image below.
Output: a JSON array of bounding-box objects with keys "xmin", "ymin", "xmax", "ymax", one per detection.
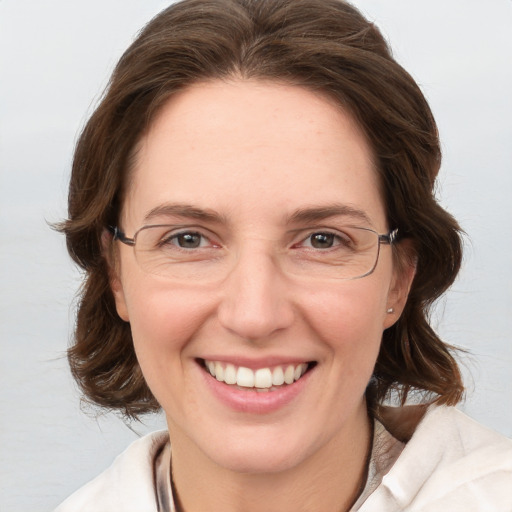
[{"xmin": 230, "ymin": 236, "xmax": 285, "ymax": 274}]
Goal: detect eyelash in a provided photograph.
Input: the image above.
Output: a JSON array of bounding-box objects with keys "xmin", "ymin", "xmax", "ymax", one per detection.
[
  {"xmin": 297, "ymin": 231, "xmax": 351, "ymax": 250},
  {"xmin": 160, "ymin": 231, "xmax": 216, "ymax": 249}
]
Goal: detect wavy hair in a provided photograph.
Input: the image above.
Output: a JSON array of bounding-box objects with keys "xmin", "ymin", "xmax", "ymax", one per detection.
[{"xmin": 58, "ymin": 0, "xmax": 464, "ymax": 418}]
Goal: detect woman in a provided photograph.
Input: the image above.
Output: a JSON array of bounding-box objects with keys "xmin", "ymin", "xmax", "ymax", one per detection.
[{"xmin": 55, "ymin": 0, "xmax": 512, "ymax": 510}]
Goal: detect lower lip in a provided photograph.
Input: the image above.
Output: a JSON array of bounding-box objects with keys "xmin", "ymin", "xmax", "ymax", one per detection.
[{"xmin": 199, "ymin": 363, "xmax": 314, "ymax": 414}]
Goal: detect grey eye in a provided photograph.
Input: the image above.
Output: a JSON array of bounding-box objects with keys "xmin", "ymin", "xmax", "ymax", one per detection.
[
  {"xmin": 310, "ymin": 233, "xmax": 335, "ymax": 249},
  {"xmin": 175, "ymin": 232, "xmax": 202, "ymax": 248}
]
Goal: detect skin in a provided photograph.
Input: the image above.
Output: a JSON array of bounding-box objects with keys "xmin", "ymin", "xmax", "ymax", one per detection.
[{"xmin": 110, "ymin": 80, "xmax": 414, "ymax": 512}]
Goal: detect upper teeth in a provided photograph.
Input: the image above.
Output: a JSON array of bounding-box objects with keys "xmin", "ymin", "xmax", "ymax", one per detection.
[{"xmin": 205, "ymin": 360, "xmax": 308, "ymax": 389}]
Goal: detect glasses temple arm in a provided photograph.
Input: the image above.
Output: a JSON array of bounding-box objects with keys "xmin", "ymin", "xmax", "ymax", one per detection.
[
  {"xmin": 379, "ymin": 228, "xmax": 399, "ymax": 245},
  {"xmin": 107, "ymin": 226, "xmax": 135, "ymax": 246}
]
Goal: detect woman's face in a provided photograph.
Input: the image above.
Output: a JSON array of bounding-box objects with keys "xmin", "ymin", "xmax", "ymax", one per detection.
[{"xmin": 112, "ymin": 80, "xmax": 411, "ymax": 473}]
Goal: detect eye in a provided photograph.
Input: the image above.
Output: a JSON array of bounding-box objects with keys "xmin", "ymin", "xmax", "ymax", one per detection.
[
  {"xmin": 175, "ymin": 232, "xmax": 202, "ymax": 248},
  {"xmin": 301, "ymin": 231, "xmax": 352, "ymax": 250},
  {"xmin": 162, "ymin": 231, "xmax": 211, "ymax": 249},
  {"xmin": 309, "ymin": 232, "xmax": 336, "ymax": 249}
]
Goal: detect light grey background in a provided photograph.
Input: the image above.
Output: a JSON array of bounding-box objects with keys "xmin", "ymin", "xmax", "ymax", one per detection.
[{"xmin": 1, "ymin": 1, "xmax": 511, "ymax": 510}]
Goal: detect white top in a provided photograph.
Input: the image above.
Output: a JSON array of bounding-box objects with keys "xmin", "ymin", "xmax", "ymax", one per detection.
[{"xmin": 54, "ymin": 405, "xmax": 512, "ymax": 511}]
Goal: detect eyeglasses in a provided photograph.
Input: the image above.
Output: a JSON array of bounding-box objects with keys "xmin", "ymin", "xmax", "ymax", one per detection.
[{"xmin": 109, "ymin": 224, "xmax": 398, "ymax": 282}]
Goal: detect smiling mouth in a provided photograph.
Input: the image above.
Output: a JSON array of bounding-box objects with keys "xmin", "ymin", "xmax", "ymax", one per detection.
[{"xmin": 200, "ymin": 359, "xmax": 316, "ymax": 392}]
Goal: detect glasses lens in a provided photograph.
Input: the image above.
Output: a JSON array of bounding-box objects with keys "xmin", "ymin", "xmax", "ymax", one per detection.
[
  {"xmin": 134, "ymin": 225, "xmax": 228, "ymax": 280},
  {"xmin": 283, "ymin": 226, "xmax": 380, "ymax": 280},
  {"xmin": 133, "ymin": 225, "xmax": 380, "ymax": 281}
]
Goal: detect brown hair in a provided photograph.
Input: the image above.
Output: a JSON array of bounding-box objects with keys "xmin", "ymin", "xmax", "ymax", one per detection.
[{"xmin": 59, "ymin": 0, "xmax": 464, "ymax": 418}]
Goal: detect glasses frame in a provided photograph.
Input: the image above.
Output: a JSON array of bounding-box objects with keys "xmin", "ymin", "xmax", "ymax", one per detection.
[{"xmin": 108, "ymin": 225, "xmax": 399, "ymax": 280}]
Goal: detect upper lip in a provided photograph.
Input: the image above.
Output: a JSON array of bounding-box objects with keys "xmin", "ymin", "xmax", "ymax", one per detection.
[{"xmin": 197, "ymin": 356, "xmax": 316, "ymax": 369}]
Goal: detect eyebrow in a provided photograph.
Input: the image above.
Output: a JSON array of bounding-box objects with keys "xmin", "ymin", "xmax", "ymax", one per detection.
[
  {"xmin": 287, "ymin": 203, "xmax": 373, "ymax": 226},
  {"xmin": 142, "ymin": 202, "xmax": 373, "ymax": 227},
  {"xmin": 143, "ymin": 203, "xmax": 227, "ymax": 224}
]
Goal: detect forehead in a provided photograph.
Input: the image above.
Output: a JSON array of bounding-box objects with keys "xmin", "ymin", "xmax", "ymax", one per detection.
[{"xmin": 123, "ymin": 79, "xmax": 385, "ymax": 229}]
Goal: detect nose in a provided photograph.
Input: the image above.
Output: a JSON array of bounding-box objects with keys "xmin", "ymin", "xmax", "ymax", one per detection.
[{"xmin": 217, "ymin": 244, "xmax": 295, "ymax": 341}]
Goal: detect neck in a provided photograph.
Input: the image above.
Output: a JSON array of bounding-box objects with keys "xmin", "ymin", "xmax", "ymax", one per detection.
[{"xmin": 168, "ymin": 402, "xmax": 372, "ymax": 512}]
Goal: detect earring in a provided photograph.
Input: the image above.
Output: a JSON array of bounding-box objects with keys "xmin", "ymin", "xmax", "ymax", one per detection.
[{"xmin": 386, "ymin": 307, "xmax": 394, "ymax": 314}]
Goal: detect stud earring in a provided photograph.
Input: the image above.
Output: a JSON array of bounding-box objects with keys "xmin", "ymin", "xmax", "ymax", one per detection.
[{"xmin": 386, "ymin": 307, "xmax": 394, "ymax": 314}]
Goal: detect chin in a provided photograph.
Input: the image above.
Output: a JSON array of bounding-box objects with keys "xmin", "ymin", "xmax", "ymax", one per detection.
[
  {"xmin": 209, "ymin": 445, "xmax": 305, "ymax": 475},
  {"xmin": 197, "ymin": 424, "xmax": 320, "ymax": 475}
]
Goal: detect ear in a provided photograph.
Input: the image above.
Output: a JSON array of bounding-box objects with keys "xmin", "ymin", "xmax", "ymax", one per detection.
[
  {"xmin": 383, "ymin": 241, "xmax": 416, "ymax": 329},
  {"xmin": 101, "ymin": 228, "xmax": 130, "ymax": 322}
]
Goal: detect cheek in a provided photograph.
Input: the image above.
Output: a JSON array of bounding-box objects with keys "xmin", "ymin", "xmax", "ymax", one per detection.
[
  {"xmin": 291, "ymin": 280, "xmax": 390, "ymax": 434},
  {"xmin": 121, "ymin": 280, "xmax": 214, "ymax": 391},
  {"xmin": 124, "ymin": 278, "xmax": 212, "ymax": 337},
  {"xmin": 301, "ymin": 279, "xmax": 389, "ymax": 364}
]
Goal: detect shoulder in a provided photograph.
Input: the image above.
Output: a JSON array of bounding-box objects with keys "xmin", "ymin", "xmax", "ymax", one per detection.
[
  {"xmin": 364, "ymin": 405, "xmax": 512, "ymax": 511},
  {"xmin": 53, "ymin": 430, "xmax": 169, "ymax": 512}
]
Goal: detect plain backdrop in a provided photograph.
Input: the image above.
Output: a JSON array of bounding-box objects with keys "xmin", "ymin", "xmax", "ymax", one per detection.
[{"xmin": 1, "ymin": 1, "xmax": 511, "ymax": 510}]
